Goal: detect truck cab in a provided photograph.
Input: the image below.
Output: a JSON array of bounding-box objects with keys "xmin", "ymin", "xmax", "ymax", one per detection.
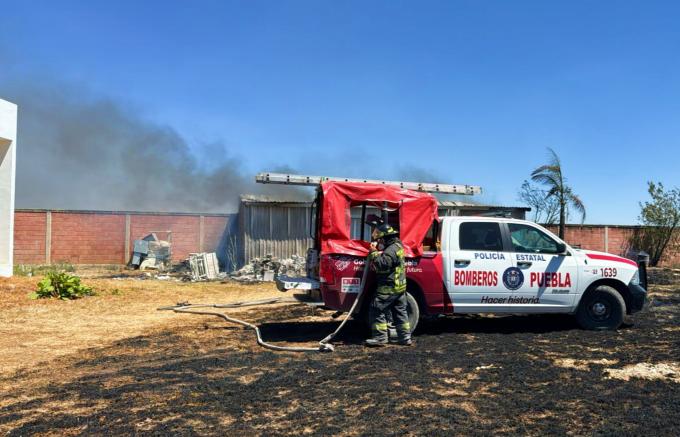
[{"xmin": 439, "ymin": 216, "xmax": 647, "ymax": 329}]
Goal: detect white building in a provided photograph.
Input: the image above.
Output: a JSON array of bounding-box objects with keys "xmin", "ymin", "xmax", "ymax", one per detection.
[{"xmin": 0, "ymin": 99, "xmax": 17, "ymax": 277}]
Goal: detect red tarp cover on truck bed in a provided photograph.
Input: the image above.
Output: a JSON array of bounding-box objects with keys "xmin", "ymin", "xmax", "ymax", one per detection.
[{"xmin": 320, "ymin": 181, "xmax": 439, "ymax": 257}]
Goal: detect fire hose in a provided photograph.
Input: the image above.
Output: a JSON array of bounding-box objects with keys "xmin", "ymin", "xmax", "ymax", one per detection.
[{"xmin": 158, "ymin": 255, "xmax": 371, "ymax": 353}]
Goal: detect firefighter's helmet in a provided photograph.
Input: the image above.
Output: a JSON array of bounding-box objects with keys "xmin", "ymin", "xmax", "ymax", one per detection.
[
  {"xmin": 365, "ymin": 214, "xmax": 383, "ymax": 227},
  {"xmin": 373, "ymin": 223, "xmax": 399, "ymax": 239}
]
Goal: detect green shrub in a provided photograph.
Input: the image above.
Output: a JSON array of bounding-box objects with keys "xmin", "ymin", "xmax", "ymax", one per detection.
[{"xmin": 30, "ymin": 271, "xmax": 94, "ymax": 300}]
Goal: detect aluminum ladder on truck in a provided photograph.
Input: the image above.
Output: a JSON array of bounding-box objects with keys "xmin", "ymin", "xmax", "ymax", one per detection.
[
  {"xmin": 255, "ymin": 172, "xmax": 482, "ymax": 195},
  {"xmin": 255, "ymin": 172, "xmax": 482, "ymax": 293}
]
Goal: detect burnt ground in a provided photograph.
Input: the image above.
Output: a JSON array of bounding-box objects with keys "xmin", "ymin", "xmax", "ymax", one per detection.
[{"xmin": 1, "ymin": 280, "xmax": 679, "ymax": 435}]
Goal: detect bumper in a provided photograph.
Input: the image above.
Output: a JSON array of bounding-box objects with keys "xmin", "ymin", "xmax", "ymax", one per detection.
[
  {"xmin": 274, "ymin": 275, "xmax": 320, "ymax": 292},
  {"xmin": 627, "ymin": 282, "xmax": 648, "ymax": 314}
]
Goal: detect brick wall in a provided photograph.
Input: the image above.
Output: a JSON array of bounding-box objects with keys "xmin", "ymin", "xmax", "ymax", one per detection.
[
  {"xmin": 14, "ymin": 210, "xmax": 232, "ymax": 265},
  {"xmin": 545, "ymin": 224, "xmax": 679, "ymax": 266},
  {"xmin": 14, "ymin": 212, "xmax": 46, "ymax": 264},
  {"xmin": 13, "ymin": 210, "xmax": 680, "ymax": 266},
  {"xmin": 51, "ymin": 212, "xmax": 126, "ymax": 264},
  {"xmin": 203, "ymin": 216, "xmax": 231, "ymax": 253}
]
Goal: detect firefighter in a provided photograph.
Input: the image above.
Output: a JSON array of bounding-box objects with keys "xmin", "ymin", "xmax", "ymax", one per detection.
[{"xmin": 364, "ymin": 215, "xmax": 412, "ymax": 347}]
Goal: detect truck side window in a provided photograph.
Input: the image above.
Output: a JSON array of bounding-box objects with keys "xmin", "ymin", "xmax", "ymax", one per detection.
[
  {"xmin": 508, "ymin": 223, "xmax": 560, "ymax": 254},
  {"xmin": 422, "ymin": 220, "xmax": 440, "ymax": 252},
  {"xmin": 459, "ymin": 222, "xmax": 503, "ymax": 251}
]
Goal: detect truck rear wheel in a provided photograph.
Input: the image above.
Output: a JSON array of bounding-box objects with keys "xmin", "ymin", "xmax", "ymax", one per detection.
[
  {"xmin": 361, "ymin": 292, "xmax": 420, "ymax": 335},
  {"xmin": 576, "ymin": 285, "xmax": 626, "ymax": 330}
]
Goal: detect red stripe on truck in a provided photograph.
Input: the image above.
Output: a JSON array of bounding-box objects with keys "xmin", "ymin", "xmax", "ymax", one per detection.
[{"xmin": 586, "ymin": 253, "xmax": 638, "ymax": 267}]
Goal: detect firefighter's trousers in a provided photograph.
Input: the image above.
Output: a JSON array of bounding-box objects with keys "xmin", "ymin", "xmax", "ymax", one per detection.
[{"xmin": 368, "ymin": 292, "xmax": 411, "ymax": 342}]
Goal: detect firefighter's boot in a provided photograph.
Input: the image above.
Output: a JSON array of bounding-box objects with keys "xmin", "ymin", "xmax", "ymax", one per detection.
[{"xmin": 364, "ymin": 337, "xmax": 388, "ymax": 347}]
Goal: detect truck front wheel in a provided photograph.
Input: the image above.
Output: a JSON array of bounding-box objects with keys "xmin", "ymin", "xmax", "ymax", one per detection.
[{"xmin": 575, "ymin": 286, "xmax": 626, "ymax": 330}]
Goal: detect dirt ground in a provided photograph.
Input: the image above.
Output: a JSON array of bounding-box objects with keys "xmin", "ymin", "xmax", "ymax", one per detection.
[{"xmin": 1, "ymin": 269, "xmax": 679, "ymax": 436}]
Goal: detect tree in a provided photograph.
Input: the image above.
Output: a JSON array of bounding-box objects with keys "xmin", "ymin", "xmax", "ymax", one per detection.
[
  {"xmin": 630, "ymin": 182, "xmax": 680, "ymax": 266},
  {"xmin": 530, "ymin": 148, "xmax": 585, "ymax": 239},
  {"xmin": 518, "ymin": 180, "xmax": 560, "ymax": 224}
]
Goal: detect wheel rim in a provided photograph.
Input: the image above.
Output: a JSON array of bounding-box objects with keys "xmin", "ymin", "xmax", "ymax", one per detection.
[{"xmin": 588, "ymin": 299, "xmax": 611, "ymax": 320}]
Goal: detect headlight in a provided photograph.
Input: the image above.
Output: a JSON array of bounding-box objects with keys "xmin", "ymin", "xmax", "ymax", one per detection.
[{"xmin": 630, "ymin": 270, "xmax": 640, "ymax": 285}]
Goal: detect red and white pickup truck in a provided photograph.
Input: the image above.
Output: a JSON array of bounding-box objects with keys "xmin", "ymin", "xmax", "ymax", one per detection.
[{"xmin": 270, "ymin": 177, "xmax": 648, "ymax": 332}]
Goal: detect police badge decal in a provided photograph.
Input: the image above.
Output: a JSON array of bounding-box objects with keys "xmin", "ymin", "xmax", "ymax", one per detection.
[{"xmin": 502, "ymin": 267, "xmax": 524, "ymax": 291}]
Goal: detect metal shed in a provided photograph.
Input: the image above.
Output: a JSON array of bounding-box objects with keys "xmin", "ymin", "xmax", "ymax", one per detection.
[
  {"xmin": 438, "ymin": 201, "xmax": 530, "ymax": 219},
  {"xmin": 238, "ymin": 194, "xmax": 314, "ymax": 267}
]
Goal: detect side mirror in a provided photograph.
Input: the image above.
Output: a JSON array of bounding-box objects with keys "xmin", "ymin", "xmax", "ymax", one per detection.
[{"xmin": 556, "ymin": 243, "xmax": 567, "ymax": 255}]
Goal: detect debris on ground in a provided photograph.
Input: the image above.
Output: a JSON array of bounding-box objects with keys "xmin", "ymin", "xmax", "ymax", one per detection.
[
  {"xmin": 129, "ymin": 232, "xmax": 172, "ymax": 271},
  {"xmin": 114, "ymin": 254, "xmax": 227, "ymax": 283},
  {"xmin": 188, "ymin": 252, "xmax": 224, "ymax": 281},
  {"xmin": 230, "ymin": 254, "xmax": 305, "ymax": 282}
]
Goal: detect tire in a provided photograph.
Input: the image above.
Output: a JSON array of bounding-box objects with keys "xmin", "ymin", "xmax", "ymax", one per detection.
[
  {"xmin": 403, "ymin": 292, "xmax": 420, "ymax": 333},
  {"xmin": 575, "ymin": 286, "xmax": 626, "ymax": 330},
  {"xmin": 362, "ymin": 292, "xmax": 420, "ymax": 335}
]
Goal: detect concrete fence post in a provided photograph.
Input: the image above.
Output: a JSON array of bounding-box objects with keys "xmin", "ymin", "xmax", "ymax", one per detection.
[
  {"xmin": 604, "ymin": 226, "xmax": 609, "ymax": 253},
  {"xmin": 45, "ymin": 211, "xmax": 52, "ymax": 265},
  {"xmin": 124, "ymin": 214, "xmax": 131, "ymax": 263},
  {"xmin": 199, "ymin": 215, "xmax": 205, "ymax": 252}
]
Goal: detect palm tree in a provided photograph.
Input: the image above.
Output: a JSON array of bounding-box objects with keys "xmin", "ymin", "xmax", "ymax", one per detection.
[{"xmin": 530, "ymin": 148, "xmax": 586, "ymax": 239}]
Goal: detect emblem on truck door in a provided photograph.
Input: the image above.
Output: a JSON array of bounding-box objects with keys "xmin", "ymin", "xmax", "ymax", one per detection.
[
  {"xmin": 334, "ymin": 260, "xmax": 351, "ymax": 271},
  {"xmin": 502, "ymin": 267, "xmax": 524, "ymax": 291}
]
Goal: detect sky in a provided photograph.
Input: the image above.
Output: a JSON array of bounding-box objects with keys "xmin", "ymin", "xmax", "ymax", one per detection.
[{"xmin": 1, "ymin": 0, "xmax": 679, "ymax": 222}]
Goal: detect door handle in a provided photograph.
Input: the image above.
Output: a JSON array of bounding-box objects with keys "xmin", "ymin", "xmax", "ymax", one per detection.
[
  {"xmin": 517, "ymin": 261, "xmax": 532, "ymax": 268},
  {"xmin": 455, "ymin": 259, "xmax": 471, "ymax": 267}
]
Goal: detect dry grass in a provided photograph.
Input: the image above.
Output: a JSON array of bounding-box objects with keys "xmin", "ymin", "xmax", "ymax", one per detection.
[{"xmin": 0, "ymin": 273, "xmax": 283, "ymax": 374}]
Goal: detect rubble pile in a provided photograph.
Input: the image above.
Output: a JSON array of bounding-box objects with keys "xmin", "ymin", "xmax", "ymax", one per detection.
[
  {"xmin": 129, "ymin": 233, "xmax": 172, "ymax": 271},
  {"xmin": 118, "ymin": 252, "xmax": 228, "ymax": 282},
  {"xmin": 230, "ymin": 254, "xmax": 306, "ymax": 282}
]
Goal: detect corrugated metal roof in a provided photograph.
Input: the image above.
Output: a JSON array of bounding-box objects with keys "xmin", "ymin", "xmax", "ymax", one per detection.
[
  {"xmin": 239, "ymin": 194, "xmax": 313, "ymax": 204},
  {"xmin": 437, "ymin": 201, "xmax": 477, "ymax": 207},
  {"xmin": 451, "ymin": 204, "xmax": 532, "ymax": 211}
]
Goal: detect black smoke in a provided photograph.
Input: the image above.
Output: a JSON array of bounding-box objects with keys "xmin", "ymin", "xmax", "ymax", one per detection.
[{"xmin": 2, "ymin": 78, "xmax": 310, "ymax": 213}]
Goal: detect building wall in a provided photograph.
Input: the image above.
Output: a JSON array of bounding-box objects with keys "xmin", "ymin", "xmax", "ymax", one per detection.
[{"xmin": 0, "ymin": 99, "xmax": 17, "ymax": 276}]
